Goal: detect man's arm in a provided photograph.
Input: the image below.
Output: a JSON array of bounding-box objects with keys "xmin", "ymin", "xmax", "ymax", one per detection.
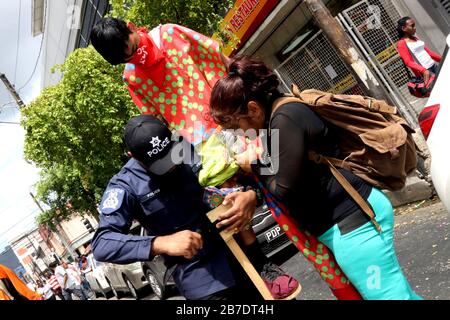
[
  {"xmin": 91, "ymin": 187, "xmax": 154, "ymax": 264},
  {"xmin": 123, "ymin": 70, "xmax": 159, "ymax": 115},
  {"xmin": 92, "ymin": 186, "xmax": 204, "ymax": 263}
]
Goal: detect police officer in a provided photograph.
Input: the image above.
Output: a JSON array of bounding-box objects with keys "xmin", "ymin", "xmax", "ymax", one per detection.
[{"xmin": 92, "ymin": 115, "xmax": 260, "ymax": 300}]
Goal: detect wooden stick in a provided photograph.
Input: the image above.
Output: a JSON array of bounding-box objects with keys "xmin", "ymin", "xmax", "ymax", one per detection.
[{"xmin": 207, "ymin": 204, "xmax": 275, "ymax": 300}]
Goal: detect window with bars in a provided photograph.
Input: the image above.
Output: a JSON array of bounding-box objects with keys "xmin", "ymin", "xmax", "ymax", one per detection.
[
  {"xmin": 77, "ymin": 0, "xmax": 110, "ymax": 48},
  {"xmin": 438, "ymin": 0, "xmax": 450, "ymax": 15},
  {"xmin": 276, "ymin": 31, "xmax": 365, "ymax": 95}
]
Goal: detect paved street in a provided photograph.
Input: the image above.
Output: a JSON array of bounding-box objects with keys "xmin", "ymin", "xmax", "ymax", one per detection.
[
  {"xmin": 103, "ymin": 200, "xmax": 450, "ymax": 301},
  {"xmin": 287, "ymin": 200, "xmax": 450, "ymax": 300}
]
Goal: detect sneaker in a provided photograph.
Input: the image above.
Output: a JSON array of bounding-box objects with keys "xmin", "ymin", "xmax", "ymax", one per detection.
[{"xmin": 261, "ymin": 262, "xmax": 301, "ymax": 300}]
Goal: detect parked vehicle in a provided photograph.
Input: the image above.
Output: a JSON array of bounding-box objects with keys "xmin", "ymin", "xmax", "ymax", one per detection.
[
  {"xmin": 102, "ymin": 224, "xmax": 149, "ymax": 299},
  {"xmin": 418, "ymin": 34, "xmax": 450, "ymax": 212},
  {"xmin": 84, "ymin": 253, "xmax": 112, "ymax": 298},
  {"xmin": 103, "ymin": 261, "xmax": 149, "ymax": 300},
  {"xmin": 252, "ymin": 204, "xmax": 294, "ymax": 259}
]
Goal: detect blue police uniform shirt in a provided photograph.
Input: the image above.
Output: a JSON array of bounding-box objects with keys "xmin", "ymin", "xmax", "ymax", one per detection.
[{"xmin": 91, "ymin": 158, "xmax": 236, "ymax": 299}]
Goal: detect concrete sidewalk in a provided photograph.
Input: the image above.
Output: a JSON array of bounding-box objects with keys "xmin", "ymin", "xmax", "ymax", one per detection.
[{"xmin": 281, "ymin": 201, "xmax": 450, "ymax": 300}]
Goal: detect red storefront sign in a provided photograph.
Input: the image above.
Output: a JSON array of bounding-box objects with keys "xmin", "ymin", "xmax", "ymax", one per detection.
[{"xmin": 219, "ymin": 0, "xmax": 280, "ymax": 55}]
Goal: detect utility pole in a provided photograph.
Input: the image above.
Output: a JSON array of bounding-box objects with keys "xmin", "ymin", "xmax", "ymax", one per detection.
[
  {"xmin": 0, "ymin": 73, "xmax": 25, "ymax": 108},
  {"xmin": 29, "ymin": 192, "xmax": 76, "ymax": 261},
  {"xmin": 304, "ymin": 0, "xmax": 392, "ymax": 102},
  {"xmin": 24, "ymin": 232, "xmax": 47, "ymax": 278}
]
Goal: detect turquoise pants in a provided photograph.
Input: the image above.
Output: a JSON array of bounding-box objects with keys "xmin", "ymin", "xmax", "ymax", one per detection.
[{"xmin": 318, "ymin": 188, "xmax": 422, "ymax": 300}]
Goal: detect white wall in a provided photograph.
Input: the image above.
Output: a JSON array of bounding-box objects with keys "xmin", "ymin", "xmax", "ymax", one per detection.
[{"xmin": 41, "ymin": 0, "xmax": 84, "ymax": 88}]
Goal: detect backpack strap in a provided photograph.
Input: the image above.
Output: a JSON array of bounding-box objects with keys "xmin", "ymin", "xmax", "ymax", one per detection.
[
  {"xmin": 269, "ymin": 96, "xmax": 304, "ymax": 137},
  {"xmin": 292, "ymin": 84, "xmax": 396, "ymax": 114},
  {"xmin": 271, "ymin": 96, "xmax": 303, "ymax": 115},
  {"xmin": 366, "ymin": 99, "xmax": 397, "ymax": 114},
  {"xmin": 309, "ymin": 152, "xmax": 382, "ymax": 233}
]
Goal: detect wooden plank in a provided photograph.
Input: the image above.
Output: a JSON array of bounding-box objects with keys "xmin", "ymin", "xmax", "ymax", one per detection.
[{"xmin": 207, "ymin": 204, "xmax": 274, "ymax": 300}]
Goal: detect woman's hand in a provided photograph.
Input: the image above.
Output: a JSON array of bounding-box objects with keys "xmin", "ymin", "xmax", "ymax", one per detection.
[
  {"xmin": 234, "ymin": 143, "xmax": 263, "ymax": 173},
  {"xmin": 216, "ymin": 190, "xmax": 257, "ymax": 233},
  {"xmin": 423, "ymin": 69, "xmax": 431, "ymax": 85}
]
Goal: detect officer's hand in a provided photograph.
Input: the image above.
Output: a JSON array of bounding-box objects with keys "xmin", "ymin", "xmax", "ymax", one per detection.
[
  {"xmin": 216, "ymin": 190, "xmax": 257, "ymax": 233},
  {"xmin": 152, "ymin": 230, "xmax": 203, "ymax": 259}
]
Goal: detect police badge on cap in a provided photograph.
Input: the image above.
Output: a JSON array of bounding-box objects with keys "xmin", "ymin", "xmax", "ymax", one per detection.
[{"xmin": 124, "ymin": 115, "xmax": 180, "ymax": 175}]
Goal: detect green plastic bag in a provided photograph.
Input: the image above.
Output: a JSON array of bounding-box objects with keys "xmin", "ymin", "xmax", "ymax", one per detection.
[{"xmin": 197, "ymin": 132, "xmax": 240, "ymax": 187}]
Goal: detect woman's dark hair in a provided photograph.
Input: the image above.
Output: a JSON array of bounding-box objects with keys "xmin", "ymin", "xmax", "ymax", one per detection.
[
  {"xmin": 90, "ymin": 17, "xmax": 132, "ymax": 65},
  {"xmin": 397, "ymin": 17, "xmax": 412, "ymax": 40},
  {"xmin": 210, "ymin": 56, "xmax": 281, "ymax": 120}
]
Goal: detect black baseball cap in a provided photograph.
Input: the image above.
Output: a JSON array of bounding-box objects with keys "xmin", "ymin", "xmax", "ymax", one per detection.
[{"xmin": 124, "ymin": 115, "xmax": 180, "ymax": 175}]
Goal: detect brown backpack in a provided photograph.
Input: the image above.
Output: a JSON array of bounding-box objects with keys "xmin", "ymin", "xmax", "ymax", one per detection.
[{"xmin": 272, "ymin": 85, "xmax": 417, "ymax": 232}]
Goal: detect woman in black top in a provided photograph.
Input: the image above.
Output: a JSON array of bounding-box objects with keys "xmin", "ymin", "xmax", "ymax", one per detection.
[{"xmin": 209, "ymin": 56, "xmax": 421, "ymax": 300}]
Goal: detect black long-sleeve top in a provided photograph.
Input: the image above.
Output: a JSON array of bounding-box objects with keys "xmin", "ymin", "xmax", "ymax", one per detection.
[{"xmin": 254, "ymin": 102, "xmax": 372, "ymax": 236}]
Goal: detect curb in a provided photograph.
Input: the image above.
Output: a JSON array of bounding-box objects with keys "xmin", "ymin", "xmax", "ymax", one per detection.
[{"xmin": 383, "ymin": 175, "xmax": 433, "ymax": 208}]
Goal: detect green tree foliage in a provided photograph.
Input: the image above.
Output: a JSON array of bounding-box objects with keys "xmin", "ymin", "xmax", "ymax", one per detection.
[
  {"xmin": 109, "ymin": 0, "xmax": 233, "ymax": 37},
  {"xmin": 27, "ymin": 1, "xmax": 234, "ymax": 227},
  {"xmin": 22, "ymin": 46, "xmax": 137, "ymax": 223}
]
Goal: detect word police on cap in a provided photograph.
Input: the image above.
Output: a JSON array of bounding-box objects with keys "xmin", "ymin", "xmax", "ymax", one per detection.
[{"xmin": 147, "ymin": 137, "xmax": 170, "ymax": 158}]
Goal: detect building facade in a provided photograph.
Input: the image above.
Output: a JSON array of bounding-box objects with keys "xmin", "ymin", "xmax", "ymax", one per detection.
[
  {"xmin": 0, "ymin": 246, "xmax": 28, "ymax": 282},
  {"xmin": 9, "ymin": 227, "xmax": 56, "ymax": 282},
  {"xmin": 223, "ymin": 0, "xmax": 450, "ymax": 127},
  {"xmin": 39, "ymin": 0, "xmax": 110, "ymax": 88}
]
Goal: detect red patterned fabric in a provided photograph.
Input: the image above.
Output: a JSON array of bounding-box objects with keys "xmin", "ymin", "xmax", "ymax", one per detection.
[{"xmin": 123, "ymin": 24, "xmax": 226, "ymax": 144}]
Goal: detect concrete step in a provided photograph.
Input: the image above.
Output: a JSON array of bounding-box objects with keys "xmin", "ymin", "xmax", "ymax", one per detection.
[{"xmin": 383, "ymin": 175, "xmax": 433, "ymax": 208}]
